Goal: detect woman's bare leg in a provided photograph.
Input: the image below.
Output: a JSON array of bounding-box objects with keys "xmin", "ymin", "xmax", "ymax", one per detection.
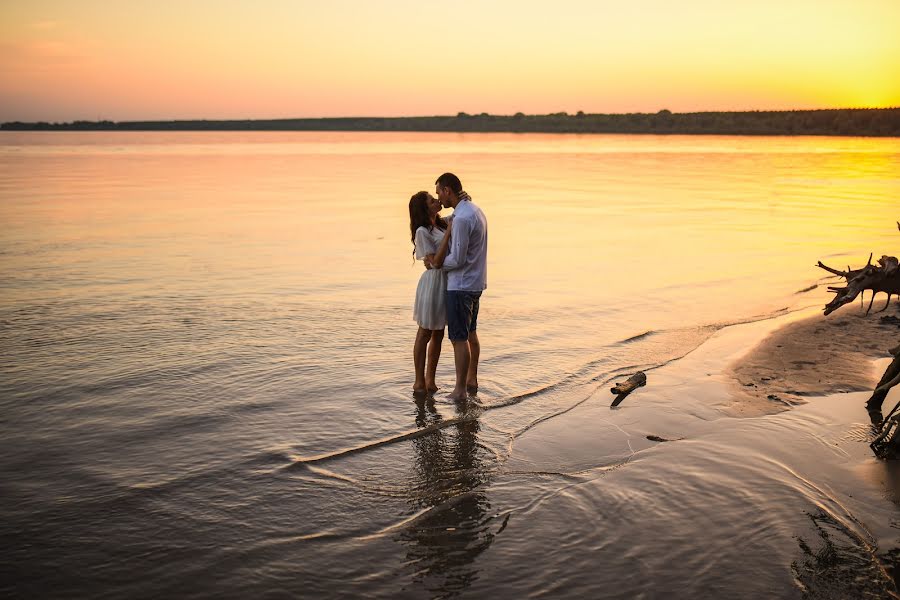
[
  {"xmin": 413, "ymin": 327, "xmax": 430, "ymax": 393},
  {"xmin": 425, "ymin": 329, "xmax": 444, "ymax": 392}
]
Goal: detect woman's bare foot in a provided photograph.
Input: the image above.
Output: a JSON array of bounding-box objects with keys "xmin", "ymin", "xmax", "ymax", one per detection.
[
  {"xmin": 413, "ymin": 380, "xmax": 427, "ymax": 395},
  {"xmin": 466, "ymin": 379, "xmax": 478, "ymax": 394},
  {"xmin": 426, "ymin": 381, "xmax": 439, "ymax": 393}
]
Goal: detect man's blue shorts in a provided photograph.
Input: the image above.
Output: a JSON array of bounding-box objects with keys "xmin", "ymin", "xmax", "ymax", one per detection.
[{"xmin": 446, "ymin": 290, "xmax": 482, "ymax": 342}]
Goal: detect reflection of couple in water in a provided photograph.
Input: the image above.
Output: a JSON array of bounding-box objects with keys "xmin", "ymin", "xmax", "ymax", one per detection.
[
  {"xmin": 401, "ymin": 398, "xmax": 494, "ymax": 596},
  {"xmin": 409, "ymin": 172, "xmax": 488, "ymax": 402}
]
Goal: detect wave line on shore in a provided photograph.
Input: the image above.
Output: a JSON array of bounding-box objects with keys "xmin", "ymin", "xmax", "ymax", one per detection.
[{"xmin": 287, "ymin": 411, "xmax": 482, "ymax": 467}]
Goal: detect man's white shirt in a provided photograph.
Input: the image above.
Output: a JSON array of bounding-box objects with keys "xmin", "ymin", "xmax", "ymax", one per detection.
[{"xmin": 442, "ymin": 198, "xmax": 488, "ymax": 292}]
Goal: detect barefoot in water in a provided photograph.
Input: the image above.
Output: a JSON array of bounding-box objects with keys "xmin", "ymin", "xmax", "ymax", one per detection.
[
  {"xmin": 447, "ymin": 388, "xmax": 468, "ymax": 402},
  {"xmin": 426, "ymin": 381, "xmax": 439, "ymax": 393},
  {"xmin": 466, "ymin": 380, "xmax": 478, "ymax": 394}
]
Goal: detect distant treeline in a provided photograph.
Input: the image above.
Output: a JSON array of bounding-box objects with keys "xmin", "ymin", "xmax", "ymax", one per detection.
[{"xmin": 2, "ymin": 108, "xmax": 899, "ymax": 136}]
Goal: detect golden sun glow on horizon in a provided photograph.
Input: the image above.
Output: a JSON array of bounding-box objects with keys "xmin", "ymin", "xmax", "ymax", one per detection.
[{"xmin": 1, "ymin": 0, "xmax": 898, "ymax": 122}]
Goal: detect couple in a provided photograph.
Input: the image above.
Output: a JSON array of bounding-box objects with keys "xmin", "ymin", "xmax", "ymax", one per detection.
[{"xmin": 408, "ymin": 172, "xmax": 488, "ymax": 402}]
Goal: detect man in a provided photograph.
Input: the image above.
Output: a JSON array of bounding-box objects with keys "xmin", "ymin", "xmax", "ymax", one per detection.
[{"xmin": 430, "ymin": 173, "xmax": 488, "ymax": 401}]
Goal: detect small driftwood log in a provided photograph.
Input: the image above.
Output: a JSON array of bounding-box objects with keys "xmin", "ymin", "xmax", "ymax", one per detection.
[{"xmin": 610, "ymin": 371, "xmax": 647, "ymax": 407}]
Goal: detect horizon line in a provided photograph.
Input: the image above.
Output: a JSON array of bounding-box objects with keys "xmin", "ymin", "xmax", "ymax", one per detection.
[{"xmin": 4, "ymin": 106, "xmax": 899, "ymax": 125}]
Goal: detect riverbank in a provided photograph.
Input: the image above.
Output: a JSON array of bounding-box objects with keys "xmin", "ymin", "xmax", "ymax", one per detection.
[
  {"xmin": 500, "ymin": 305, "xmax": 900, "ymax": 475},
  {"xmin": 727, "ymin": 307, "xmax": 900, "ymax": 417},
  {"xmin": 3, "ymin": 107, "xmax": 898, "ymax": 136}
]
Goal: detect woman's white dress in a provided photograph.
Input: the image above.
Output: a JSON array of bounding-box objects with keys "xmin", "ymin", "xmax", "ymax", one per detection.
[{"xmin": 413, "ymin": 225, "xmax": 448, "ymax": 330}]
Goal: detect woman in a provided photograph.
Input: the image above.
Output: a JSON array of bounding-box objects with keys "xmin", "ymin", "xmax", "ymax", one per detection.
[{"xmin": 409, "ymin": 191, "xmax": 450, "ymax": 394}]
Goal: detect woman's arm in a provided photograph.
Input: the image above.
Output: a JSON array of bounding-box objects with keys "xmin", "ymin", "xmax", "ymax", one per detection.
[{"xmin": 431, "ymin": 220, "xmax": 453, "ymax": 269}]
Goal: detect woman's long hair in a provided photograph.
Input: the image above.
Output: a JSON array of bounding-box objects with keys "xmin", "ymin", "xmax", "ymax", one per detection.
[{"xmin": 408, "ymin": 191, "xmax": 447, "ymax": 257}]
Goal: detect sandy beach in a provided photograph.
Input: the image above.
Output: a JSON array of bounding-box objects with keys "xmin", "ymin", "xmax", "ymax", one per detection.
[{"xmin": 727, "ymin": 306, "xmax": 900, "ymax": 417}]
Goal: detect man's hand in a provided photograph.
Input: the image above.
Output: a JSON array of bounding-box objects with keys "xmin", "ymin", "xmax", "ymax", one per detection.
[{"xmin": 424, "ymin": 255, "xmax": 434, "ymax": 269}]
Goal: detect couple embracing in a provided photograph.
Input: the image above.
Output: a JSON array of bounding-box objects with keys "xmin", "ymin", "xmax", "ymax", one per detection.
[{"xmin": 408, "ymin": 173, "xmax": 488, "ymax": 401}]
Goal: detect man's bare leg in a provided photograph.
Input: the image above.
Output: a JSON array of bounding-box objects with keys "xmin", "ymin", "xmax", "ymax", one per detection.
[
  {"xmin": 425, "ymin": 329, "xmax": 444, "ymax": 392},
  {"xmin": 413, "ymin": 327, "xmax": 430, "ymax": 394},
  {"xmin": 466, "ymin": 330, "xmax": 480, "ymax": 393},
  {"xmin": 448, "ymin": 339, "xmax": 470, "ymax": 401}
]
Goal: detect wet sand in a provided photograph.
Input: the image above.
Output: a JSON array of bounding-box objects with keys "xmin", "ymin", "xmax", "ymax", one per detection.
[
  {"xmin": 501, "ymin": 305, "xmax": 900, "ymax": 598},
  {"xmin": 726, "ymin": 305, "xmax": 900, "ymax": 416}
]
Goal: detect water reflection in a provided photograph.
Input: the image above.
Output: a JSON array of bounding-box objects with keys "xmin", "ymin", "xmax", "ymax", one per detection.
[
  {"xmin": 792, "ymin": 511, "xmax": 897, "ymax": 598},
  {"xmin": 397, "ymin": 398, "xmax": 495, "ymax": 598}
]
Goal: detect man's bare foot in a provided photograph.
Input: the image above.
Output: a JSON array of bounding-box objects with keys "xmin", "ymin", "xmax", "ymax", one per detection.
[{"xmin": 447, "ymin": 388, "xmax": 468, "ymax": 402}]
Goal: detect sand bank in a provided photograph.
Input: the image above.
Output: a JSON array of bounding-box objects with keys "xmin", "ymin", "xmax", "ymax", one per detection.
[{"xmin": 725, "ymin": 306, "xmax": 900, "ymax": 416}]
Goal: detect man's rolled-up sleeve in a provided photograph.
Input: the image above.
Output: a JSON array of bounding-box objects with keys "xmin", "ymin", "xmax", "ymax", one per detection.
[{"xmin": 442, "ymin": 218, "xmax": 469, "ymax": 271}]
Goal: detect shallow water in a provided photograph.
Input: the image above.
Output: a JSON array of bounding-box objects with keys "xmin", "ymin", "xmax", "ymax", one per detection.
[{"xmin": 1, "ymin": 132, "xmax": 899, "ymax": 598}]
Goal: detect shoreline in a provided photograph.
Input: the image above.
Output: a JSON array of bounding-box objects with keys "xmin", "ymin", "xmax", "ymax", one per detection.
[
  {"xmin": 502, "ymin": 301, "xmax": 900, "ymax": 597},
  {"xmin": 507, "ymin": 301, "xmax": 900, "ymax": 591},
  {"xmin": 3, "ymin": 107, "xmax": 898, "ymax": 137},
  {"xmin": 507, "ymin": 301, "xmax": 900, "ymax": 468},
  {"xmin": 725, "ymin": 307, "xmax": 900, "ymax": 417}
]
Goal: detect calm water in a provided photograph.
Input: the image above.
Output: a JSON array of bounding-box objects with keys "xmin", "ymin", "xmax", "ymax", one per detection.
[{"xmin": 2, "ymin": 132, "xmax": 899, "ymax": 598}]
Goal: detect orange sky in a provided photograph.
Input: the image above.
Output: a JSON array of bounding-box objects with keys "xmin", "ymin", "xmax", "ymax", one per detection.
[{"xmin": 1, "ymin": 0, "xmax": 898, "ymax": 122}]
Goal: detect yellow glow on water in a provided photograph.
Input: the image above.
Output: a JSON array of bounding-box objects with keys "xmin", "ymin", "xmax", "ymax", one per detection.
[
  {"xmin": 1, "ymin": 1, "xmax": 899, "ymax": 121},
  {"xmin": 1, "ymin": 131, "xmax": 898, "ymax": 334}
]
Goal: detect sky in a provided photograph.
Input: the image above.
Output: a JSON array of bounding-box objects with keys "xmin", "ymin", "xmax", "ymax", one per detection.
[{"xmin": 1, "ymin": 0, "xmax": 898, "ymax": 122}]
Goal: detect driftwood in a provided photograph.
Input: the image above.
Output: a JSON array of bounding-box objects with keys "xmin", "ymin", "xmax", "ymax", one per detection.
[
  {"xmin": 819, "ymin": 223, "xmax": 900, "ymax": 458},
  {"xmin": 817, "ymin": 223, "xmax": 900, "ymax": 316},
  {"xmin": 870, "ymin": 349, "xmax": 900, "ymax": 457},
  {"xmin": 866, "ymin": 344, "xmax": 900, "ymax": 416},
  {"xmin": 610, "ymin": 371, "xmax": 647, "ymax": 407},
  {"xmin": 866, "ymin": 345, "xmax": 900, "ymax": 460},
  {"xmin": 866, "ymin": 343, "xmax": 900, "ymax": 456}
]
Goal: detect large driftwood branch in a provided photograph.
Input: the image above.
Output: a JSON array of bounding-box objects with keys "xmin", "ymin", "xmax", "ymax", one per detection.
[{"xmin": 818, "ymin": 254, "xmax": 900, "ymax": 316}]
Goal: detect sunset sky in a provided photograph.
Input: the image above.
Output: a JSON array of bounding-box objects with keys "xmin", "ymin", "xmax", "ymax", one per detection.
[{"xmin": 1, "ymin": 0, "xmax": 898, "ymax": 122}]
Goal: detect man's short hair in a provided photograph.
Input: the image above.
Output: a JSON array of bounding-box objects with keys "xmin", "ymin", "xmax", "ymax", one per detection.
[{"xmin": 435, "ymin": 173, "xmax": 462, "ymax": 194}]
